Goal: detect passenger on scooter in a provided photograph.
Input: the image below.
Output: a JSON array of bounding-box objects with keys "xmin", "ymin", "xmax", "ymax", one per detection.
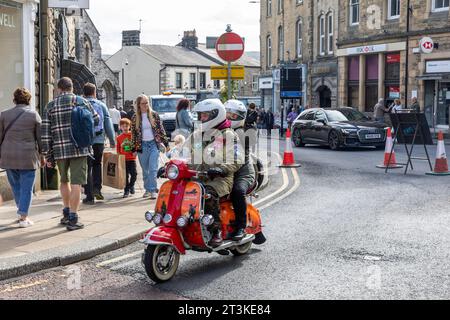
[
  {"xmin": 189, "ymin": 99, "xmax": 244, "ymax": 247},
  {"xmin": 225, "ymin": 100, "xmax": 257, "ymax": 241}
]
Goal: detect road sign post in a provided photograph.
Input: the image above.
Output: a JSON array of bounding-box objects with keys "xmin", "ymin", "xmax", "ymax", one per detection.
[{"xmin": 216, "ymin": 25, "xmax": 245, "ymax": 101}]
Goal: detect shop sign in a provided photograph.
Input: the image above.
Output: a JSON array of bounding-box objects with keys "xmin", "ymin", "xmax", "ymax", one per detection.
[
  {"xmin": 387, "ymin": 53, "xmax": 401, "ymax": 64},
  {"xmin": 426, "ymin": 60, "xmax": 450, "ymax": 73},
  {"xmin": 49, "ymin": 0, "xmax": 90, "ymax": 9},
  {"xmin": 259, "ymin": 77, "xmax": 273, "ymax": 89},
  {"xmin": 420, "ymin": 37, "xmax": 434, "ymax": 54},
  {"xmin": 389, "ymin": 86, "xmax": 400, "ymax": 99},
  {"xmin": 0, "ymin": 12, "xmax": 16, "ymax": 29},
  {"xmin": 347, "ymin": 44, "xmax": 387, "ymax": 55}
]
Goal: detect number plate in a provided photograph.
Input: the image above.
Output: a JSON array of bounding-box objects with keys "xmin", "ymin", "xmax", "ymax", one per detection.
[{"xmin": 365, "ymin": 134, "xmax": 381, "ymax": 139}]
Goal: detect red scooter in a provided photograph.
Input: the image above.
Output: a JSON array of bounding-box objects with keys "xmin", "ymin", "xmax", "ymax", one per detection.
[{"xmin": 141, "ymin": 159, "xmax": 266, "ymax": 283}]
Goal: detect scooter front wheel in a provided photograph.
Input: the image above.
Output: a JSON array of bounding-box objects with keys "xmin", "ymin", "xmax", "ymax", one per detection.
[{"xmin": 143, "ymin": 245, "xmax": 180, "ymax": 283}]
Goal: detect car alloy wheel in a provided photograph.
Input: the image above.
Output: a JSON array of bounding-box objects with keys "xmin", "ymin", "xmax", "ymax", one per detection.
[
  {"xmin": 293, "ymin": 129, "xmax": 305, "ymax": 147},
  {"xmin": 329, "ymin": 131, "xmax": 340, "ymax": 151}
]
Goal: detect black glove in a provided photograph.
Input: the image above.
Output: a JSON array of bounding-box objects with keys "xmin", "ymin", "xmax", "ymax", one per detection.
[
  {"xmin": 207, "ymin": 168, "xmax": 226, "ymax": 179},
  {"xmin": 157, "ymin": 167, "xmax": 166, "ymax": 179}
]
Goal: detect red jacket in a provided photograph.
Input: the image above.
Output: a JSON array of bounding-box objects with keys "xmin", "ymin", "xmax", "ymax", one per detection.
[{"xmin": 117, "ymin": 133, "xmax": 136, "ymax": 161}]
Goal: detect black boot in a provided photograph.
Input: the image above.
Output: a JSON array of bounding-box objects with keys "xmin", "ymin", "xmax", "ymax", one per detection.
[{"xmin": 231, "ymin": 228, "xmax": 246, "ymax": 242}]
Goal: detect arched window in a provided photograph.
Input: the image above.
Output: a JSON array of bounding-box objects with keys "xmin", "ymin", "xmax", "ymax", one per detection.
[
  {"xmin": 266, "ymin": 35, "xmax": 272, "ymax": 68},
  {"xmin": 84, "ymin": 35, "xmax": 93, "ymax": 69},
  {"xmin": 278, "ymin": 26, "xmax": 284, "ymax": 62},
  {"xmin": 296, "ymin": 19, "xmax": 302, "ymax": 59}
]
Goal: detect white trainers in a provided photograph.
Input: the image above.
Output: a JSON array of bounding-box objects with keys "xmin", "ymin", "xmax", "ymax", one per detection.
[
  {"xmin": 19, "ymin": 219, "xmax": 34, "ymax": 228},
  {"xmin": 150, "ymin": 192, "xmax": 158, "ymax": 200}
]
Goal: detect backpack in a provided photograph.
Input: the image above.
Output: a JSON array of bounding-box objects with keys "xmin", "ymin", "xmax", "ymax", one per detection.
[
  {"xmin": 71, "ymin": 96, "xmax": 95, "ymax": 149},
  {"xmin": 87, "ymin": 98, "xmax": 104, "ymax": 134}
]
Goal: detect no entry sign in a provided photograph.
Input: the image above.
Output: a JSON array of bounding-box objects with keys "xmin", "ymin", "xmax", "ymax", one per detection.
[{"xmin": 216, "ymin": 32, "xmax": 245, "ymax": 62}]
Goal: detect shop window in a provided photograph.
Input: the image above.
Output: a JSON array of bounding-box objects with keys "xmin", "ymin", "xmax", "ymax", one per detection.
[
  {"xmin": 0, "ymin": 1, "xmax": 23, "ymax": 111},
  {"xmin": 348, "ymin": 85, "xmax": 359, "ymax": 108},
  {"xmin": 385, "ymin": 53, "xmax": 400, "ymax": 81},
  {"xmin": 366, "ymin": 55, "xmax": 379, "ymax": 81},
  {"xmin": 348, "ymin": 56, "xmax": 360, "ymax": 81}
]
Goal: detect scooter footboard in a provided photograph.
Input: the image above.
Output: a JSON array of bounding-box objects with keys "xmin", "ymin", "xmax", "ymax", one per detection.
[{"xmin": 142, "ymin": 227, "xmax": 186, "ymax": 254}]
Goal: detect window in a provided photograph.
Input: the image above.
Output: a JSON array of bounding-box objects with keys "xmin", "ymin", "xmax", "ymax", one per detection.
[
  {"xmin": 388, "ymin": 0, "xmax": 400, "ymax": 19},
  {"xmin": 214, "ymin": 80, "xmax": 221, "ymax": 89},
  {"xmin": 319, "ymin": 15, "xmax": 325, "ymax": 56},
  {"xmin": 350, "ymin": 0, "xmax": 360, "ymax": 25},
  {"xmin": 278, "ymin": 26, "xmax": 284, "ymax": 62},
  {"xmin": 432, "ymin": 0, "xmax": 450, "ymax": 12},
  {"xmin": 200, "ymin": 73, "xmax": 206, "ymax": 90},
  {"xmin": 176, "ymin": 72, "xmax": 182, "ymax": 89},
  {"xmin": 277, "ymin": 0, "xmax": 283, "ymax": 14},
  {"xmin": 296, "ymin": 19, "xmax": 302, "ymax": 58},
  {"xmin": 189, "ymin": 73, "xmax": 196, "ymax": 89},
  {"xmin": 266, "ymin": 35, "xmax": 272, "ymax": 68},
  {"xmin": 267, "ymin": 0, "xmax": 272, "ymax": 16},
  {"xmin": 252, "ymin": 75, "xmax": 259, "ymax": 92},
  {"xmin": 327, "ymin": 14, "xmax": 334, "ymax": 54}
]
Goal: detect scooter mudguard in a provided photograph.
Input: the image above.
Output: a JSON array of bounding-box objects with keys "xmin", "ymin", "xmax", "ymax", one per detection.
[{"xmin": 142, "ymin": 226, "xmax": 186, "ymax": 255}]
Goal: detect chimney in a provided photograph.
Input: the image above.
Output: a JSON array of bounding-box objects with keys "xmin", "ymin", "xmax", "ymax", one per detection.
[
  {"xmin": 122, "ymin": 30, "xmax": 141, "ymax": 47},
  {"xmin": 181, "ymin": 30, "xmax": 198, "ymax": 48}
]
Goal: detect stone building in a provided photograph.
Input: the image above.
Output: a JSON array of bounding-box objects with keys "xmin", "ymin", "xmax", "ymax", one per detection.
[
  {"xmin": 260, "ymin": 0, "xmax": 314, "ymax": 115},
  {"xmin": 337, "ymin": 0, "xmax": 450, "ymax": 131}
]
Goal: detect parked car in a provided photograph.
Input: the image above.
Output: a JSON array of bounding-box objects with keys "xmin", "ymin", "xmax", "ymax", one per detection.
[{"xmin": 292, "ymin": 107, "xmax": 389, "ymax": 150}]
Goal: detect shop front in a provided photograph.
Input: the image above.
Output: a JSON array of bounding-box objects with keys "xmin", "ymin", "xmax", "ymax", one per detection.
[{"xmin": 0, "ymin": 0, "xmax": 35, "ymax": 112}]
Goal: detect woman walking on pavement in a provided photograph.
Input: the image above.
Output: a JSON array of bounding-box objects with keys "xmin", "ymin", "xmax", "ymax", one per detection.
[
  {"xmin": 131, "ymin": 95, "xmax": 169, "ymax": 199},
  {"xmin": 0, "ymin": 88, "xmax": 45, "ymax": 228},
  {"xmin": 175, "ymin": 98, "xmax": 194, "ymax": 139}
]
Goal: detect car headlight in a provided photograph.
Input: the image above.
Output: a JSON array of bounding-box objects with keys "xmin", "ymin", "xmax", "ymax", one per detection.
[
  {"xmin": 201, "ymin": 215, "xmax": 214, "ymax": 226},
  {"xmin": 177, "ymin": 216, "xmax": 189, "ymax": 228},
  {"xmin": 342, "ymin": 129, "xmax": 358, "ymax": 135},
  {"xmin": 163, "ymin": 214, "xmax": 173, "ymax": 224},
  {"xmin": 166, "ymin": 165, "xmax": 179, "ymax": 180},
  {"xmin": 153, "ymin": 213, "xmax": 163, "ymax": 225},
  {"xmin": 145, "ymin": 211, "xmax": 155, "ymax": 223}
]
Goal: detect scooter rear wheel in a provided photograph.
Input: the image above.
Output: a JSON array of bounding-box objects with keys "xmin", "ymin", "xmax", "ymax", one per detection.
[
  {"xmin": 143, "ymin": 245, "xmax": 180, "ymax": 283},
  {"xmin": 230, "ymin": 242, "xmax": 252, "ymax": 256}
]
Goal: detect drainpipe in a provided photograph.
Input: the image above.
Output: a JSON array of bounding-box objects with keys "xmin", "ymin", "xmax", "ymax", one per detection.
[{"xmin": 404, "ymin": 0, "xmax": 411, "ymax": 109}]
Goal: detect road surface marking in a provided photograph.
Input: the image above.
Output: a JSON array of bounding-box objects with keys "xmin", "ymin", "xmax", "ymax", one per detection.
[
  {"xmin": 1, "ymin": 280, "xmax": 49, "ymax": 293},
  {"xmin": 258, "ymin": 168, "xmax": 301, "ymax": 211},
  {"xmin": 96, "ymin": 250, "xmax": 142, "ymax": 268},
  {"xmin": 109, "ymin": 258, "xmax": 142, "ymax": 271},
  {"xmin": 253, "ymin": 168, "xmax": 289, "ymax": 207}
]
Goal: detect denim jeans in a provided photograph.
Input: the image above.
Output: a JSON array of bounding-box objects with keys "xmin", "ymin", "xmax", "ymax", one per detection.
[
  {"xmin": 138, "ymin": 140, "xmax": 159, "ymax": 193},
  {"xmin": 6, "ymin": 169, "xmax": 36, "ymax": 216}
]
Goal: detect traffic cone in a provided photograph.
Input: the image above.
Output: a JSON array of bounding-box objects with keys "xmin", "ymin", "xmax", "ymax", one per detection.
[
  {"xmin": 279, "ymin": 128, "xmax": 301, "ymax": 168},
  {"xmin": 426, "ymin": 131, "xmax": 450, "ymax": 176},
  {"xmin": 377, "ymin": 128, "xmax": 403, "ymax": 169}
]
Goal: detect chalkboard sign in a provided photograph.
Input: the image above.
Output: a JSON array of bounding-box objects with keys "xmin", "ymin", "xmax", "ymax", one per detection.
[{"xmin": 389, "ymin": 112, "xmax": 434, "ymax": 145}]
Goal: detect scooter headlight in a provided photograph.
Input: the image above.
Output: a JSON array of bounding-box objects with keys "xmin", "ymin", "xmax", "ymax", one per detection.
[
  {"xmin": 145, "ymin": 211, "xmax": 155, "ymax": 223},
  {"xmin": 167, "ymin": 165, "xmax": 179, "ymax": 180},
  {"xmin": 201, "ymin": 215, "xmax": 214, "ymax": 226},
  {"xmin": 153, "ymin": 213, "xmax": 163, "ymax": 225},
  {"xmin": 163, "ymin": 214, "xmax": 173, "ymax": 224},
  {"xmin": 177, "ymin": 216, "xmax": 189, "ymax": 228}
]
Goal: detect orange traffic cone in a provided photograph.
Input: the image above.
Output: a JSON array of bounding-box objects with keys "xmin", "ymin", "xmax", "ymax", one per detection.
[
  {"xmin": 377, "ymin": 128, "xmax": 403, "ymax": 169},
  {"xmin": 280, "ymin": 129, "xmax": 301, "ymax": 168},
  {"xmin": 427, "ymin": 131, "xmax": 450, "ymax": 176}
]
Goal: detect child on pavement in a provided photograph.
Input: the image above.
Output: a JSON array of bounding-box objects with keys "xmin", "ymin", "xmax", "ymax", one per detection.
[
  {"xmin": 117, "ymin": 119, "xmax": 138, "ymax": 198},
  {"xmin": 166, "ymin": 134, "xmax": 188, "ymax": 160}
]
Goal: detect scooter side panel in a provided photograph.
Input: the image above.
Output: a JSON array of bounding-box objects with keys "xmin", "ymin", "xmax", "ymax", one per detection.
[
  {"xmin": 220, "ymin": 202, "xmax": 263, "ymax": 239},
  {"xmin": 181, "ymin": 182, "xmax": 205, "ymax": 248}
]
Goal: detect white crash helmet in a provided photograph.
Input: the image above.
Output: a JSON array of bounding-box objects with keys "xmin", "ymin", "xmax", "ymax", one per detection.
[
  {"xmin": 193, "ymin": 99, "xmax": 226, "ymax": 132},
  {"xmin": 224, "ymin": 100, "xmax": 247, "ymax": 129}
]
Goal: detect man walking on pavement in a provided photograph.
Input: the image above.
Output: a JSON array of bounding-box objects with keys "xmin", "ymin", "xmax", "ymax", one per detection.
[
  {"xmin": 82, "ymin": 83, "xmax": 116, "ymax": 204},
  {"xmin": 42, "ymin": 78, "xmax": 99, "ymax": 231},
  {"xmin": 109, "ymin": 105, "xmax": 122, "ymax": 135}
]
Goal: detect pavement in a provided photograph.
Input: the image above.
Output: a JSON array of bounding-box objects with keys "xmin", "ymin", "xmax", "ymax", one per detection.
[{"xmin": 0, "ymin": 176, "xmax": 156, "ymax": 281}]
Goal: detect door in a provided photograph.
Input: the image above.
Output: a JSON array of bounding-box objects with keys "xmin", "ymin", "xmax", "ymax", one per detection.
[
  {"xmin": 436, "ymin": 81, "xmax": 450, "ymax": 129},
  {"xmin": 297, "ymin": 111, "xmax": 315, "ymax": 143},
  {"xmin": 312, "ymin": 111, "xmax": 328, "ymax": 143}
]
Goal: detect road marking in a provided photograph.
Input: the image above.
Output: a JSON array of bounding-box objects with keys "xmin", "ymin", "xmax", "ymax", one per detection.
[
  {"xmin": 253, "ymin": 168, "xmax": 289, "ymax": 207},
  {"xmin": 258, "ymin": 168, "xmax": 301, "ymax": 211},
  {"xmin": 1, "ymin": 280, "xmax": 49, "ymax": 293},
  {"xmin": 96, "ymin": 250, "xmax": 142, "ymax": 268},
  {"xmin": 109, "ymin": 258, "xmax": 142, "ymax": 271}
]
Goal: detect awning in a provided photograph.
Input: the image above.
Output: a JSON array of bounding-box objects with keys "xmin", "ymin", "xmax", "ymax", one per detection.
[{"xmin": 61, "ymin": 59, "xmax": 96, "ymax": 95}]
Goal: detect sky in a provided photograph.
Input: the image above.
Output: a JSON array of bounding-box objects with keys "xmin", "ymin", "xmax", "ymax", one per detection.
[{"xmin": 88, "ymin": 0, "xmax": 261, "ymax": 55}]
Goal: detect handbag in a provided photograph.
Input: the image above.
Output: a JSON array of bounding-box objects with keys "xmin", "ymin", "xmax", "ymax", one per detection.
[{"xmin": 0, "ymin": 109, "xmax": 26, "ymax": 157}]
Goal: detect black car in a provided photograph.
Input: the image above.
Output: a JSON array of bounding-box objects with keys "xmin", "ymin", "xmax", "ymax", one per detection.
[{"xmin": 292, "ymin": 108, "xmax": 389, "ymax": 150}]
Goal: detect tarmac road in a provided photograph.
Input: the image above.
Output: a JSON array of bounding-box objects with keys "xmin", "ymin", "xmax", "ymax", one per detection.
[{"xmin": 1, "ymin": 144, "xmax": 450, "ymax": 300}]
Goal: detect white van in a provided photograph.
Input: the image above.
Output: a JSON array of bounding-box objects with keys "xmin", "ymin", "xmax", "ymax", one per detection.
[{"xmin": 150, "ymin": 93, "xmax": 186, "ymax": 138}]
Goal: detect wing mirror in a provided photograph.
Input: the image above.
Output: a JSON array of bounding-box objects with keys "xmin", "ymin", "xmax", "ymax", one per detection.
[{"xmin": 317, "ymin": 119, "xmax": 327, "ymax": 125}]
